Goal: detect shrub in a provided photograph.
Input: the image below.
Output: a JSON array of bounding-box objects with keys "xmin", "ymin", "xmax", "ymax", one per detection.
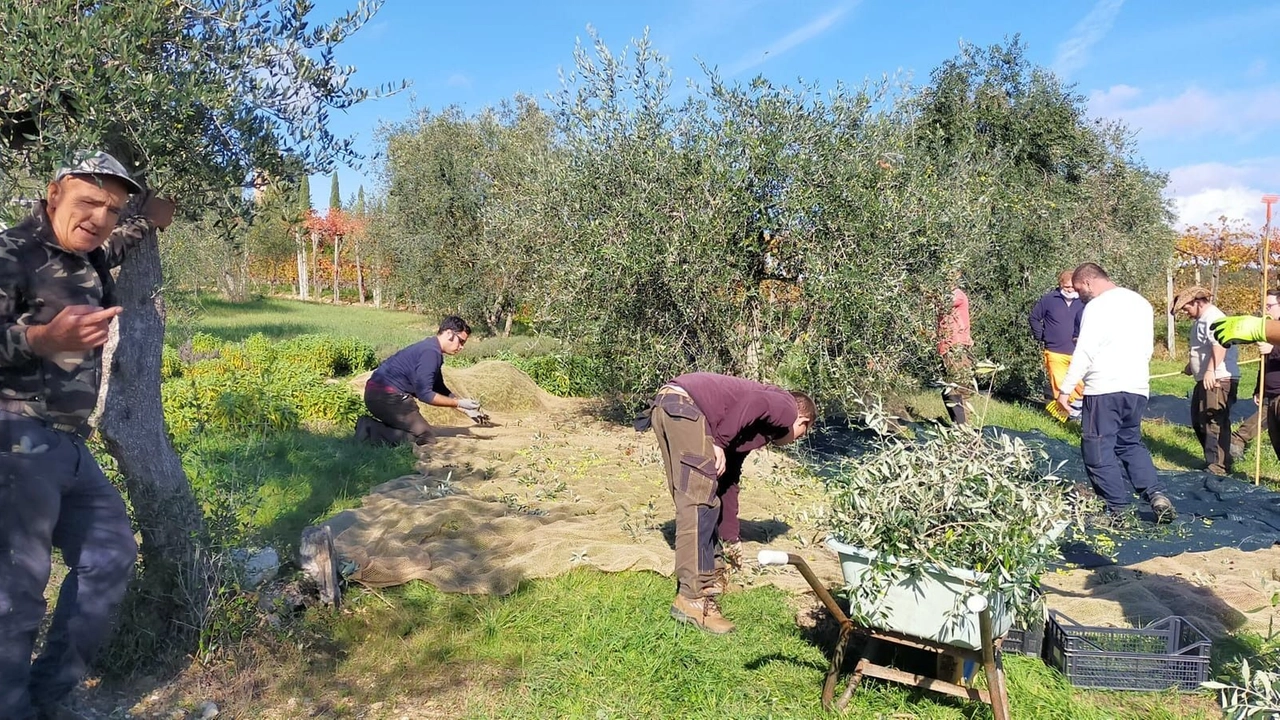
[
  {"xmin": 161, "ymin": 344, "xmax": 184, "ymax": 380},
  {"xmin": 188, "ymin": 331, "xmax": 223, "ymax": 357},
  {"xmin": 274, "ymin": 334, "xmax": 378, "ymax": 377},
  {"xmin": 823, "ymin": 400, "xmax": 1097, "ymax": 626},
  {"xmin": 160, "ymin": 334, "xmax": 371, "ymax": 444},
  {"xmin": 1204, "ymin": 660, "xmax": 1280, "ymax": 719},
  {"xmin": 507, "ymin": 353, "xmax": 608, "ymax": 397}
]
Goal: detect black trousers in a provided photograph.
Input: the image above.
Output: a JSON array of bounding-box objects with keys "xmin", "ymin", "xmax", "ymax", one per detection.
[{"xmin": 361, "ymin": 387, "xmax": 433, "ymax": 446}]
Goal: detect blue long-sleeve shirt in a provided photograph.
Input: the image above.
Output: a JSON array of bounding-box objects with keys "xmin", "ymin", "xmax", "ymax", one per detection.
[
  {"xmin": 1028, "ymin": 289, "xmax": 1083, "ymax": 354},
  {"xmin": 369, "ymin": 336, "xmax": 452, "ymax": 402}
]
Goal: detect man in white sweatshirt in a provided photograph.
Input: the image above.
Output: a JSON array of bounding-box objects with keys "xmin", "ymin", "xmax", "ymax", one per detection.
[{"xmin": 1058, "ymin": 263, "xmax": 1177, "ymax": 522}]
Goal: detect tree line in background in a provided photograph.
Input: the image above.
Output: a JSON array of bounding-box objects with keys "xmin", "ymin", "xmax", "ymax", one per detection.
[{"xmin": 166, "ymin": 34, "xmax": 1178, "ymax": 403}]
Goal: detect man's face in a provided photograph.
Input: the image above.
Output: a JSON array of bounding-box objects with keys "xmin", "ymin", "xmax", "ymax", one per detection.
[
  {"xmin": 1058, "ymin": 274, "xmax": 1074, "ymax": 295},
  {"xmin": 1267, "ymin": 296, "xmax": 1280, "ymax": 321},
  {"xmin": 773, "ymin": 417, "xmax": 813, "ymax": 447},
  {"xmin": 439, "ymin": 329, "xmax": 469, "ymax": 355},
  {"xmin": 46, "ymin": 176, "xmax": 129, "ymax": 254},
  {"xmin": 1074, "ymin": 276, "xmax": 1095, "ymax": 301}
]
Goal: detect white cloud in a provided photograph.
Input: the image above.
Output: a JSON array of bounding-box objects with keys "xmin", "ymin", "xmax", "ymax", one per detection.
[
  {"xmin": 1165, "ymin": 159, "xmax": 1280, "ymax": 229},
  {"xmin": 1088, "ymin": 84, "xmax": 1280, "ymax": 140},
  {"xmin": 1053, "ymin": 0, "xmax": 1124, "ymax": 78},
  {"xmin": 445, "ymin": 73, "xmax": 472, "ymax": 89},
  {"xmin": 726, "ymin": 2, "xmax": 856, "ymax": 77}
]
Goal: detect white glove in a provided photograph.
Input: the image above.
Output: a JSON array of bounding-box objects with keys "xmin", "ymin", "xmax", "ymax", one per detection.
[
  {"xmin": 462, "ymin": 407, "xmax": 491, "ymax": 425},
  {"xmin": 457, "ymin": 398, "xmax": 481, "ymax": 411}
]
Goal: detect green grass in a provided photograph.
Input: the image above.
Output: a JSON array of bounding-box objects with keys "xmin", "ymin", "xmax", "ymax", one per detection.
[
  {"xmin": 228, "ymin": 571, "xmax": 1212, "ymax": 719},
  {"xmin": 180, "ymin": 427, "xmax": 415, "ymax": 550},
  {"xmin": 170, "ymin": 294, "xmax": 564, "ymax": 361},
  {"xmin": 171, "ymin": 294, "xmax": 435, "ymax": 357}
]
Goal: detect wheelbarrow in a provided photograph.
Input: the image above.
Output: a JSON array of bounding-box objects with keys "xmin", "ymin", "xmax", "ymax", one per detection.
[{"xmin": 757, "ymin": 550, "xmax": 1010, "ymax": 719}]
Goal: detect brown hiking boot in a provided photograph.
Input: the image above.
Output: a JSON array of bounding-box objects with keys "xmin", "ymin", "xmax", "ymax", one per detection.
[
  {"xmin": 671, "ymin": 594, "xmax": 736, "ymax": 634},
  {"xmin": 1150, "ymin": 493, "xmax": 1177, "ymax": 524}
]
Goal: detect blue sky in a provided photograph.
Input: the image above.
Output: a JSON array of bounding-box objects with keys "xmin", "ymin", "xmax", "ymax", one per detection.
[{"xmin": 311, "ymin": 0, "xmax": 1280, "ymax": 230}]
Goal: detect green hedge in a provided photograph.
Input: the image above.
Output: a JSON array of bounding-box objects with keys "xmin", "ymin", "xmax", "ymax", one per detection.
[{"xmin": 161, "ymin": 333, "xmax": 374, "ymax": 443}]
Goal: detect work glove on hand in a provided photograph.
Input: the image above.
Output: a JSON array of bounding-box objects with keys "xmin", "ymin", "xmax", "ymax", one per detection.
[
  {"xmin": 1212, "ymin": 316, "xmax": 1267, "ymax": 346},
  {"xmin": 462, "ymin": 406, "xmax": 492, "ymax": 426},
  {"xmin": 456, "ymin": 398, "xmax": 482, "ymax": 411}
]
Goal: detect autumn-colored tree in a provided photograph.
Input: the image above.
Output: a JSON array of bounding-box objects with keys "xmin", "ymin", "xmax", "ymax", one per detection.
[
  {"xmin": 1175, "ymin": 216, "xmax": 1255, "ymax": 297},
  {"xmin": 305, "ymin": 208, "xmax": 365, "ymax": 303}
]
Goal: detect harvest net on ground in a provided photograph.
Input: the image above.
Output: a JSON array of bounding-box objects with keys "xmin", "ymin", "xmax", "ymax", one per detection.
[
  {"xmin": 319, "ymin": 369, "xmax": 1280, "ymax": 639},
  {"xmin": 324, "ymin": 361, "xmax": 839, "ymax": 596}
]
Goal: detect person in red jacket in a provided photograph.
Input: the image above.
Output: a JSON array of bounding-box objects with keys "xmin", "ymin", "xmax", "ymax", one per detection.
[
  {"xmin": 640, "ymin": 373, "xmax": 816, "ymax": 634},
  {"xmin": 937, "ymin": 284, "xmax": 974, "ymax": 424}
]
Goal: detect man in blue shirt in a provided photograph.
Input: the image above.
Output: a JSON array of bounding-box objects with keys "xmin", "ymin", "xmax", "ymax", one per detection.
[
  {"xmin": 356, "ymin": 316, "xmax": 488, "ymax": 449},
  {"xmin": 1029, "ymin": 269, "xmax": 1085, "ymax": 419}
]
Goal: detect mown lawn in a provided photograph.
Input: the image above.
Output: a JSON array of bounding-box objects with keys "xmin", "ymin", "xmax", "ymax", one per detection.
[
  {"xmin": 164, "ymin": 297, "xmax": 1245, "ymax": 718},
  {"xmin": 170, "ymin": 293, "xmax": 569, "ymax": 362}
]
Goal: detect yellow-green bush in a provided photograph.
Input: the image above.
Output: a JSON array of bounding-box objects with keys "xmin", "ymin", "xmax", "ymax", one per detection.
[
  {"xmin": 274, "ymin": 334, "xmax": 378, "ymax": 377},
  {"xmin": 161, "ymin": 345, "xmax": 184, "ymax": 380},
  {"xmin": 161, "ymin": 334, "xmax": 371, "ymax": 444},
  {"xmin": 188, "ymin": 331, "xmax": 223, "ymax": 357},
  {"xmin": 506, "ymin": 353, "xmax": 608, "ymax": 397}
]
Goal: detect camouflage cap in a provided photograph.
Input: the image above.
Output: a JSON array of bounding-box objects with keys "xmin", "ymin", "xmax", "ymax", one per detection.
[{"xmin": 54, "ymin": 150, "xmax": 143, "ymax": 194}]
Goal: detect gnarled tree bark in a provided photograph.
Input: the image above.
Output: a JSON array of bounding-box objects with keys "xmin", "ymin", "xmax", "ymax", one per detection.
[{"xmin": 95, "ymin": 224, "xmax": 209, "ymax": 664}]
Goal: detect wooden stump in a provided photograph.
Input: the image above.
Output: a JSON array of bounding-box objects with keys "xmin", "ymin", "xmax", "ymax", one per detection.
[{"xmin": 300, "ymin": 525, "xmax": 341, "ymax": 609}]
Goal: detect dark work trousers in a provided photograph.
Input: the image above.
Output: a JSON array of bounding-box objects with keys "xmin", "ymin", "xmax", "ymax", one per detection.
[
  {"xmin": 0, "ymin": 412, "xmax": 138, "ymax": 719},
  {"xmin": 1080, "ymin": 393, "xmax": 1167, "ymax": 512},
  {"xmin": 1266, "ymin": 396, "xmax": 1280, "ymax": 463},
  {"xmin": 1240, "ymin": 395, "xmax": 1280, "ymax": 463},
  {"xmin": 1191, "ymin": 378, "xmax": 1238, "ymax": 474},
  {"xmin": 1233, "ymin": 401, "xmax": 1264, "ymax": 448},
  {"xmin": 940, "ymin": 346, "xmax": 974, "ymax": 425},
  {"xmin": 650, "ymin": 391, "xmax": 721, "ymax": 600},
  {"xmin": 716, "ymin": 453, "xmax": 746, "ymax": 545},
  {"xmin": 362, "ymin": 386, "xmax": 434, "ymax": 446}
]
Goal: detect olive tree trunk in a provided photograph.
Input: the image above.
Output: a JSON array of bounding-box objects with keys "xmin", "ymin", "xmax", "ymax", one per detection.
[{"xmin": 95, "ymin": 226, "xmax": 210, "ymax": 662}]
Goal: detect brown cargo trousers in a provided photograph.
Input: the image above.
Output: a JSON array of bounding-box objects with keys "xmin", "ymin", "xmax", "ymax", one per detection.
[
  {"xmin": 650, "ymin": 390, "xmax": 722, "ymax": 600},
  {"xmin": 1191, "ymin": 378, "xmax": 1238, "ymax": 474}
]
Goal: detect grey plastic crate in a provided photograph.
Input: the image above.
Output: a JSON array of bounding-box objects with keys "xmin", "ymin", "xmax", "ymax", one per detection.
[
  {"xmin": 1002, "ymin": 620, "xmax": 1045, "ymax": 658},
  {"xmin": 1046, "ymin": 611, "xmax": 1211, "ymax": 691}
]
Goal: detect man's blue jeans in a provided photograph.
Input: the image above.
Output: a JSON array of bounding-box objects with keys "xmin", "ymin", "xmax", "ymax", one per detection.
[
  {"xmin": 1081, "ymin": 392, "xmax": 1167, "ymax": 512},
  {"xmin": 0, "ymin": 413, "xmax": 138, "ymax": 719}
]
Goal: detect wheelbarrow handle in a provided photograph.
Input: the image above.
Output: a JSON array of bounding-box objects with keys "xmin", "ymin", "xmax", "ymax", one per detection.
[{"xmin": 757, "ymin": 550, "xmax": 852, "ymax": 628}]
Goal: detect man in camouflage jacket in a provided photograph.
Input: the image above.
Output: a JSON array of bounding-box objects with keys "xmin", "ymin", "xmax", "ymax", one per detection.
[{"xmin": 0, "ymin": 151, "xmax": 174, "ymax": 720}]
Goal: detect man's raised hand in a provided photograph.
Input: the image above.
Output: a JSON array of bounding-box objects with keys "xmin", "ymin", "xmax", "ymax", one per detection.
[
  {"xmin": 141, "ymin": 192, "xmax": 176, "ymax": 230},
  {"xmin": 27, "ymin": 305, "xmax": 122, "ymax": 356}
]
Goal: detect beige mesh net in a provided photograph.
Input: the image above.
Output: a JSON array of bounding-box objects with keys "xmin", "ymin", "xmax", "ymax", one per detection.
[
  {"xmin": 326, "ymin": 362, "xmax": 1280, "ymax": 640},
  {"xmin": 329, "ymin": 362, "xmax": 839, "ymax": 597}
]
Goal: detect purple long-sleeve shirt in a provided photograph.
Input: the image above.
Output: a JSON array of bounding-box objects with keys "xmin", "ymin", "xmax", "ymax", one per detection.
[{"xmin": 671, "ymin": 372, "xmax": 798, "ymax": 453}]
